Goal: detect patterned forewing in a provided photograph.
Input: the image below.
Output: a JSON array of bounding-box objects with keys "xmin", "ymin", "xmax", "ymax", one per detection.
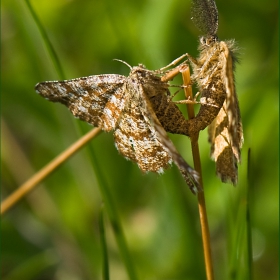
[
  {"xmin": 133, "ymin": 74, "xmax": 200, "ymax": 192},
  {"xmin": 35, "ymin": 74, "xmax": 126, "ymax": 131},
  {"xmin": 114, "ymin": 81, "xmax": 172, "ymax": 173},
  {"xmin": 206, "ymin": 42, "xmax": 243, "ymax": 184},
  {"xmin": 222, "ymin": 43, "xmax": 244, "ymax": 162},
  {"xmin": 208, "ymin": 105, "xmax": 238, "ymax": 184}
]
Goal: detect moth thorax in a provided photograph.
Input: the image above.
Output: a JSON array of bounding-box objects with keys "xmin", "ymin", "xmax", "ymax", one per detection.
[{"xmin": 144, "ymin": 81, "xmax": 167, "ymax": 98}]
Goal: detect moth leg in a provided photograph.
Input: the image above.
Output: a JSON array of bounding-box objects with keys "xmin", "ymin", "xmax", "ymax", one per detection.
[
  {"xmin": 158, "ymin": 53, "xmax": 189, "ymax": 72},
  {"xmin": 158, "ymin": 53, "xmax": 198, "ymax": 82},
  {"xmin": 159, "ymin": 52, "xmax": 199, "ymax": 70},
  {"xmin": 171, "ymin": 90, "xmax": 182, "ymax": 101},
  {"xmin": 165, "ymin": 84, "xmax": 190, "ymax": 101},
  {"xmin": 173, "ymin": 98, "xmax": 199, "ymax": 105},
  {"xmin": 185, "ymin": 54, "xmax": 199, "ymax": 66},
  {"xmin": 160, "ymin": 55, "xmax": 198, "ymax": 83},
  {"xmin": 193, "ymin": 91, "xmax": 201, "ymax": 101},
  {"xmin": 160, "ymin": 65, "xmax": 185, "ymax": 82},
  {"xmin": 166, "ymin": 66, "xmax": 199, "ymax": 106},
  {"xmin": 174, "ymin": 92, "xmax": 219, "ymax": 108}
]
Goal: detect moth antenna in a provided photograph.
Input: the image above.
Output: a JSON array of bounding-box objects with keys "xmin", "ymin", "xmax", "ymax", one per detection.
[{"xmin": 113, "ymin": 59, "xmax": 132, "ymax": 70}]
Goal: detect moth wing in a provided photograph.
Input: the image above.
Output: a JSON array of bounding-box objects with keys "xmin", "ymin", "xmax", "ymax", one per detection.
[
  {"xmin": 35, "ymin": 74, "xmax": 126, "ymax": 131},
  {"xmin": 113, "ymin": 83, "xmax": 172, "ymax": 174},
  {"xmin": 207, "ymin": 42, "xmax": 244, "ymax": 184},
  {"xmin": 221, "ymin": 42, "xmax": 244, "ymax": 162},
  {"xmin": 124, "ymin": 78, "xmax": 200, "ymax": 193},
  {"xmin": 208, "ymin": 104, "xmax": 239, "ymax": 185},
  {"xmin": 143, "ymin": 93, "xmax": 200, "ymax": 192}
]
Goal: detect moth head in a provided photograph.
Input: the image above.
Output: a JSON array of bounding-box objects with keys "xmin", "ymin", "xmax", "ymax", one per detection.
[
  {"xmin": 130, "ymin": 65, "xmax": 152, "ymax": 80},
  {"xmin": 199, "ymin": 35, "xmax": 218, "ymax": 47}
]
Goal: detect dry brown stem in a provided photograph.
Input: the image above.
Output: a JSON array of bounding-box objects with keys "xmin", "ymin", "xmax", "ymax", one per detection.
[
  {"xmin": 1, "ymin": 127, "xmax": 102, "ymax": 215},
  {"xmin": 180, "ymin": 64, "xmax": 215, "ymax": 280}
]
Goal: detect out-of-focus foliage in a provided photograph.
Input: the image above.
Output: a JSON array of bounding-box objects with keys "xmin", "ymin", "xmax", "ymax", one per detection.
[{"xmin": 1, "ymin": 0, "xmax": 278, "ymax": 279}]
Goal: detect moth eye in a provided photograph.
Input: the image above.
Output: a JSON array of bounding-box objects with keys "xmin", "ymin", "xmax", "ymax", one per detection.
[
  {"xmin": 200, "ymin": 37, "xmax": 206, "ymax": 45},
  {"xmin": 205, "ymin": 35, "xmax": 218, "ymax": 46}
]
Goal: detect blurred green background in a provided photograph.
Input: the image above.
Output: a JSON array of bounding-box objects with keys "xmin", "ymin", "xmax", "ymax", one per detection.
[{"xmin": 1, "ymin": 0, "xmax": 278, "ymax": 279}]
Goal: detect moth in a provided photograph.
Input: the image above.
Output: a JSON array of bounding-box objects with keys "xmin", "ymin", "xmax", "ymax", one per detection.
[
  {"xmin": 35, "ymin": 63, "xmax": 201, "ymax": 193},
  {"xmin": 180, "ymin": 0, "xmax": 244, "ymax": 184}
]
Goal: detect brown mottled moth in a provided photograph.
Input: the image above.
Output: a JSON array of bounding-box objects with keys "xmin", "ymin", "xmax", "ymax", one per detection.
[
  {"xmin": 182, "ymin": 0, "xmax": 244, "ymax": 184},
  {"xmin": 35, "ymin": 63, "xmax": 201, "ymax": 193}
]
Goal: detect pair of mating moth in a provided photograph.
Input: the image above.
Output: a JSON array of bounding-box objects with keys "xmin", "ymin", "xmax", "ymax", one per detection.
[{"xmin": 35, "ymin": 1, "xmax": 243, "ymax": 194}]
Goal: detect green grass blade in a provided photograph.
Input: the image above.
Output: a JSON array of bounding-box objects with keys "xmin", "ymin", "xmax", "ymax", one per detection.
[
  {"xmin": 27, "ymin": 3, "xmax": 138, "ymax": 278},
  {"xmin": 24, "ymin": 0, "xmax": 66, "ymax": 80},
  {"xmin": 86, "ymin": 141, "xmax": 139, "ymax": 280},
  {"xmin": 246, "ymin": 148, "xmax": 253, "ymax": 280},
  {"xmin": 99, "ymin": 206, "xmax": 110, "ymax": 280}
]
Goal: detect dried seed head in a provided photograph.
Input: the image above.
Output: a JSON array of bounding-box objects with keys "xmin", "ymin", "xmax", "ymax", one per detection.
[{"xmin": 191, "ymin": 0, "xmax": 219, "ymax": 36}]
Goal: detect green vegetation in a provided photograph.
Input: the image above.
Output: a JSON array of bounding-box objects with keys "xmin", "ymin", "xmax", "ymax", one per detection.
[{"xmin": 1, "ymin": 0, "xmax": 278, "ymax": 279}]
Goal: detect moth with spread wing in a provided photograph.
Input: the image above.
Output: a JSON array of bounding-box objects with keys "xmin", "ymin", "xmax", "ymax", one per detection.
[{"xmin": 35, "ymin": 64, "xmax": 201, "ymax": 193}]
